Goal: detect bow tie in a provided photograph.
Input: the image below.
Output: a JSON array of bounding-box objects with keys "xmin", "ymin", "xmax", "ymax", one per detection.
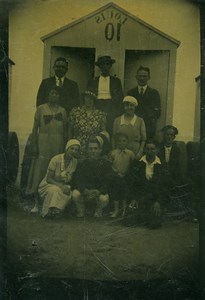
[{"xmin": 44, "ymin": 113, "xmax": 63, "ymax": 124}]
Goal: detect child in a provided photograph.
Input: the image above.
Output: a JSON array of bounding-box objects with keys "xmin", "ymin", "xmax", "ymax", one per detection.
[
  {"xmin": 110, "ymin": 132, "xmax": 135, "ymax": 217},
  {"xmin": 129, "ymin": 140, "xmax": 163, "ymax": 228}
]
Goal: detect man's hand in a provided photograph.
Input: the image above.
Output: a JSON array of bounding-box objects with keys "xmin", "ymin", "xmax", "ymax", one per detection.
[
  {"xmin": 135, "ymin": 151, "xmax": 143, "ymax": 160},
  {"xmin": 61, "ymin": 185, "xmax": 71, "ymax": 195},
  {"xmin": 129, "ymin": 200, "xmax": 138, "ymax": 209}
]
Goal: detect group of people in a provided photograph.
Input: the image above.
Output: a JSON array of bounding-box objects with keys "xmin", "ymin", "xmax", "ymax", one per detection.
[{"xmin": 25, "ymin": 55, "xmax": 181, "ymax": 228}]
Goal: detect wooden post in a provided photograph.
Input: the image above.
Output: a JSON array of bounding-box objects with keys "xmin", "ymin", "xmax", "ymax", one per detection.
[{"xmin": 199, "ymin": 2, "xmax": 205, "ymax": 292}]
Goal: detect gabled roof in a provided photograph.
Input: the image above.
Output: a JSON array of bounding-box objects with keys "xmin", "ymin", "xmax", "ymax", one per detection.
[{"xmin": 41, "ymin": 2, "xmax": 180, "ymax": 46}]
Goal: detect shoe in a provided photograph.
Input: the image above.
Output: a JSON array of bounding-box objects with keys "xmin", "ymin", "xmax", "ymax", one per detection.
[
  {"xmin": 30, "ymin": 206, "xmax": 39, "ymax": 213},
  {"xmin": 111, "ymin": 201, "xmax": 120, "ymax": 218},
  {"xmin": 122, "ymin": 208, "xmax": 127, "ymax": 217},
  {"xmin": 111, "ymin": 211, "xmax": 119, "ymax": 218}
]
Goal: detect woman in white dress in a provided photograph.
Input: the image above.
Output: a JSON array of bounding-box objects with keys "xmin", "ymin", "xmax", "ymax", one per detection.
[{"xmin": 38, "ymin": 139, "xmax": 81, "ymax": 217}]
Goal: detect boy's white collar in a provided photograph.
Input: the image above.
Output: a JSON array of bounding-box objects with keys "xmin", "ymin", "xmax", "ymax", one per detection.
[{"xmin": 140, "ymin": 155, "xmax": 161, "ymax": 165}]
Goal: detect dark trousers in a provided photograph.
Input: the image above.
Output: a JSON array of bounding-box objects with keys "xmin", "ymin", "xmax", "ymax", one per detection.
[
  {"xmin": 110, "ymin": 174, "xmax": 128, "ymax": 202},
  {"xmin": 122, "ymin": 192, "xmax": 162, "ymax": 228}
]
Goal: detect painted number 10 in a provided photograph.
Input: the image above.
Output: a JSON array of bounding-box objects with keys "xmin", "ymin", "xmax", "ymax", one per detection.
[{"xmin": 105, "ymin": 23, "xmax": 122, "ymax": 41}]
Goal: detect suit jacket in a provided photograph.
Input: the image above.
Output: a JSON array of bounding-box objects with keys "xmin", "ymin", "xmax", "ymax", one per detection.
[
  {"xmin": 127, "ymin": 86, "xmax": 161, "ymax": 138},
  {"xmin": 36, "ymin": 77, "xmax": 80, "ymax": 115},
  {"xmin": 87, "ymin": 76, "xmax": 124, "ymax": 115},
  {"xmin": 129, "ymin": 159, "xmax": 164, "ymax": 201},
  {"xmin": 158, "ymin": 142, "xmax": 181, "ymax": 181},
  {"xmin": 72, "ymin": 157, "xmax": 113, "ymax": 194}
]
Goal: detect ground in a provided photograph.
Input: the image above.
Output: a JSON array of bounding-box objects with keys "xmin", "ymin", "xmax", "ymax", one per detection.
[{"xmin": 5, "ymin": 186, "xmax": 200, "ymax": 299}]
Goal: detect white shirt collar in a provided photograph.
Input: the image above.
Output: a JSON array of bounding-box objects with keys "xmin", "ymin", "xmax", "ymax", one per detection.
[
  {"xmin": 120, "ymin": 114, "xmax": 137, "ymax": 126},
  {"xmin": 100, "ymin": 75, "xmax": 110, "ymax": 79},
  {"xmin": 164, "ymin": 145, "xmax": 172, "ymax": 149},
  {"xmin": 55, "ymin": 75, "xmax": 65, "ymax": 83},
  {"xmin": 140, "ymin": 155, "xmax": 161, "ymax": 165}
]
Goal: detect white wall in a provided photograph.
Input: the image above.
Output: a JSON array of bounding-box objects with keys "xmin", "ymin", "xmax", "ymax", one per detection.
[{"xmin": 9, "ymin": 0, "xmax": 200, "ymax": 184}]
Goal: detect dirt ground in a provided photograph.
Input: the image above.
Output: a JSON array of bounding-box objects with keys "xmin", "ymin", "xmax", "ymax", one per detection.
[{"xmin": 6, "ymin": 188, "xmax": 199, "ymax": 285}]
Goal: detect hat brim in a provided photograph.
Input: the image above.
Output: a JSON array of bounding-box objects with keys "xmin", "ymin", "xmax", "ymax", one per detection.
[{"xmin": 95, "ymin": 59, "xmax": 115, "ymax": 66}]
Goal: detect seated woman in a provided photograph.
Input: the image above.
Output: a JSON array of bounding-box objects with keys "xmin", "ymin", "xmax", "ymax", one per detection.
[
  {"xmin": 38, "ymin": 139, "xmax": 81, "ymax": 218},
  {"xmin": 69, "ymin": 91, "xmax": 107, "ymax": 156},
  {"xmin": 27, "ymin": 86, "xmax": 67, "ymax": 213},
  {"xmin": 128, "ymin": 140, "xmax": 163, "ymax": 229},
  {"xmin": 112, "ymin": 96, "xmax": 146, "ymax": 160}
]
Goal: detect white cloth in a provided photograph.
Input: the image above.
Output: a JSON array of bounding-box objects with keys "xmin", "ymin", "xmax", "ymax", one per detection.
[
  {"xmin": 140, "ymin": 155, "xmax": 161, "ymax": 180},
  {"xmin": 97, "ymin": 76, "xmax": 111, "ymax": 99},
  {"xmin": 164, "ymin": 146, "xmax": 172, "ymax": 163}
]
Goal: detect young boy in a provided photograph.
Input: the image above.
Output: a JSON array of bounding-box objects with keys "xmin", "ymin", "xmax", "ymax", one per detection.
[
  {"xmin": 110, "ymin": 132, "xmax": 135, "ymax": 217},
  {"xmin": 129, "ymin": 140, "xmax": 163, "ymax": 228}
]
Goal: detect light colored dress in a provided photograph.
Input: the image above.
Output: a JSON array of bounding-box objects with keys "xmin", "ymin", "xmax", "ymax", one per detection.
[
  {"xmin": 39, "ymin": 154, "xmax": 78, "ymax": 217},
  {"xmin": 69, "ymin": 106, "xmax": 106, "ymax": 154},
  {"xmin": 113, "ymin": 114, "xmax": 146, "ymax": 156},
  {"xmin": 27, "ymin": 103, "xmax": 67, "ymax": 193}
]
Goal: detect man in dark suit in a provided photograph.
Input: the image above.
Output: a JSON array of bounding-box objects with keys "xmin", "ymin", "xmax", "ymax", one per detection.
[
  {"xmin": 158, "ymin": 125, "xmax": 181, "ymax": 183},
  {"xmin": 72, "ymin": 137, "xmax": 113, "ymax": 217},
  {"xmin": 87, "ymin": 55, "xmax": 123, "ymax": 134},
  {"xmin": 36, "ymin": 57, "xmax": 79, "ymax": 115},
  {"xmin": 127, "ymin": 66, "xmax": 161, "ymax": 139}
]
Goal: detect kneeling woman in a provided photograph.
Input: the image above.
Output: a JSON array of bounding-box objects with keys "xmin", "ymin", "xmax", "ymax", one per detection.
[{"xmin": 38, "ymin": 139, "xmax": 81, "ymax": 217}]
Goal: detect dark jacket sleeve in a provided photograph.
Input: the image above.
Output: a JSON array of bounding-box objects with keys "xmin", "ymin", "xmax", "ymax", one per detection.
[
  {"xmin": 152, "ymin": 89, "xmax": 161, "ymax": 119},
  {"xmin": 71, "ymin": 81, "xmax": 80, "ymax": 108},
  {"xmin": 86, "ymin": 78, "xmax": 98, "ymax": 96},
  {"xmin": 36, "ymin": 79, "xmax": 47, "ymax": 107},
  {"xmin": 98, "ymin": 159, "xmax": 113, "ymax": 194},
  {"xmin": 110, "ymin": 77, "xmax": 124, "ymax": 116},
  {"xmin": 72, "ymin": 160, "xmax": 87, "ymax": 192}
]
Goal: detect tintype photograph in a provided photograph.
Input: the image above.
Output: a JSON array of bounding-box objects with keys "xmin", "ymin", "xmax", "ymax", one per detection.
[{"xmin": 0, "ymin": 0, "xmax": 204, "ymax": 299}]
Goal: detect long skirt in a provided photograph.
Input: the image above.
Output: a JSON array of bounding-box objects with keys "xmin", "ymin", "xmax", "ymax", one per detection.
[{"xmin": 39, "ymin": 184, "xmax": 72, "ymax": 217}]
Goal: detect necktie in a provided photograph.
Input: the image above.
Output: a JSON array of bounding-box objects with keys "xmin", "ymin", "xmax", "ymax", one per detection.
[
  {"xmin": 58, "ymin": 78, "xmax": 63, "ymax": 87},
  {"xmin": 140, "ymin": 87, "xmax": 144, "ymax": 96},
  {"xmin": 165, "ymin": 147, "xmax": 171, "ymax": 163}
]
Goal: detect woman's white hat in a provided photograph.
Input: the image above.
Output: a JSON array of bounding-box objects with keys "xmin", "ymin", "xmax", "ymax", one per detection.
[
  {"xmin": 65, "ymin": 139, "xmax": 81, "ymax": 151},
  {"xmin": 123, "ymin": 96, "xmax": 138, "ymax": 106}
]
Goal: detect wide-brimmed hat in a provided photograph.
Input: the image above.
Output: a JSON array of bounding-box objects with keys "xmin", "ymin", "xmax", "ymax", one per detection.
[
  {"xmin": 95, "ymin": 55, "xmax": 115, "ymax": 66},
  {"xmin": 82, "ymin": 90, "xmax": 97, "ymax": 99},
  {"xmin": 123, "ymin": 96, "xmax": 138, "ymax": 107}
]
